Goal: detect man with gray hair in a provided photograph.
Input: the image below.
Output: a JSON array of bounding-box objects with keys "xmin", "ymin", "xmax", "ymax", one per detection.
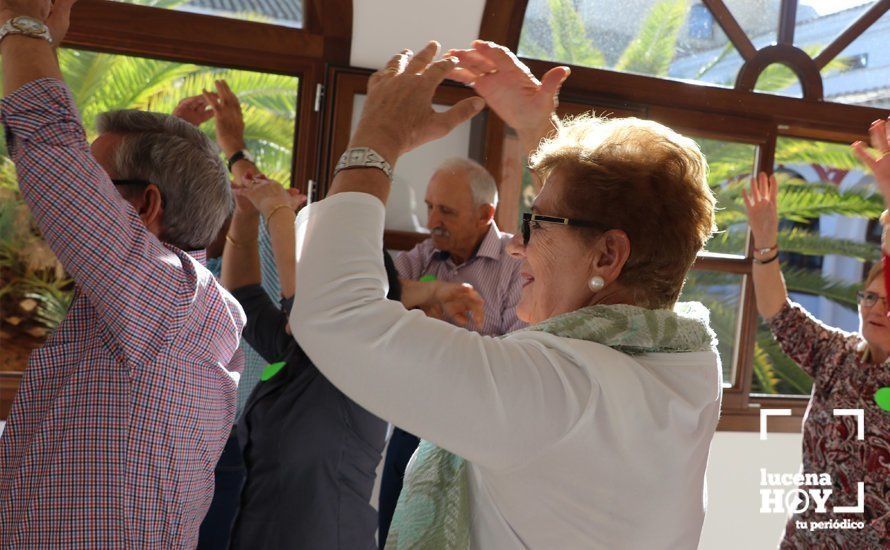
[
  {"xmin": 378, "ymin": 156, "xmax": 525, "ymax": 543},
  {"xmin": 0, "ymin": 0, "xmax": 244, "ymax": 547}
]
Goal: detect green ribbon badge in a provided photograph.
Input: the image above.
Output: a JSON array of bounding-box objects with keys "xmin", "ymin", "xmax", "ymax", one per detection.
[
  {"xmin": 261, "ymin": 361, "xmax": 287, "ymax": 382},
  {"xmin": 875, "ymin": 387, "xmax": 890, "ymax": 412},
  {"xmin": 419, "ymin": 274, "xmax": 437, "ymax": 282}
]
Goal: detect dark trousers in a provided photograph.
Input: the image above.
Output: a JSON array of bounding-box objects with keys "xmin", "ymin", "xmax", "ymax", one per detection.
[
  {"xmin": 378, "ymin": 427, "xmax": 420, "ymax": 546},
  {"xmin": 198, "ymin": 429, "xmax": 246, "ymax": 550}
]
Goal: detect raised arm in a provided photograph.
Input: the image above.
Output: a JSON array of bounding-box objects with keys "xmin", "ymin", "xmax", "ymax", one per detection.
[
  {"xmin": 237, "ymin": 178, "xmax": 305, "ymax": 299},
  {"xmin": 742, "ymin": 172, "xmax": 788, "ymax": 320},
  {"xmin": 0, "ymin": 1, "xmax": 244, "ymax": 365},
  {"xmin": 853, "ymin": 117, "xmax": 890, "ymax": 304}
]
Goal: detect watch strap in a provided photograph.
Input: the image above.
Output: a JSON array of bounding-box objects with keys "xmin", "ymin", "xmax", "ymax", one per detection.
[
  {"xmin": 333, "ymin": 147, "xmax": 393, "ymax": 180},
  {"xmin": 0, "ymin": 16, "xmax": 52, "ymax": 45},
  {"xmin": 227, "ymin": 150, "xmax": 250, "ymax": 173}
]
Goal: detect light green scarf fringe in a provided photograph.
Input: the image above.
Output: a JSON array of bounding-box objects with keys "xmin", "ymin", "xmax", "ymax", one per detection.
[{"xmin": 385, "ymin": 302, "xmax": 716, "ymax": 550}]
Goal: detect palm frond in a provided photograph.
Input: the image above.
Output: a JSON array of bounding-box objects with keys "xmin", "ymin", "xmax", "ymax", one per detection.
[
  {"xmin": 782, "ymin": 267, "xmax": 861, "ymax": 310},
  {"xmin": 546, "ymin": 0, "xmax": 605, "ymax": 67},
  {"xmin": 615, "ymin": 0, "xmax": 686, "ymax": 76}
]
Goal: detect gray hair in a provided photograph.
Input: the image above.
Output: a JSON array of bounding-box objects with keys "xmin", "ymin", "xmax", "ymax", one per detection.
[
  {"xmin": 96, "ymin": 110, "xmax": 232, "ymax": 250},
  {"xmin": 435, "ymin": 157, "xmax": 498, "ymax": 207}
]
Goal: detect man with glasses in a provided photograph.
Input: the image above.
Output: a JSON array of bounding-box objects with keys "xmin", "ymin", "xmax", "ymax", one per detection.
[
  {"xmin": 0, "ymin": 1, "xmax": 245, "ymax": 547},
  {"xmin": 378, "ymin": 157, "xmax": 525, "ymax": 544}
]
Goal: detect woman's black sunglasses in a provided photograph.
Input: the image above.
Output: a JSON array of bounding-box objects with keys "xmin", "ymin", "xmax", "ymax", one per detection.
[{"xmin": 521, "ymin": 212, "xmax": 607, "ymax": 245}]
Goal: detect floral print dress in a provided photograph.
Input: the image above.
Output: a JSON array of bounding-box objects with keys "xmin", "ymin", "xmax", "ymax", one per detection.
[{"xmin": 769, "ymin": 300, "xmax": 890, "ymax": 549}]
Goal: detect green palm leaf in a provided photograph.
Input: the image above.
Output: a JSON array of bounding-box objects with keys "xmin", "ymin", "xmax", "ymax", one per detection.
[
  {"xmin": 782, "ymin": 267, "xmax": 861, "ymax": 310},
  {"xmin": 615, "ymin": 0, "xmax": 687, "ymax": 76}
]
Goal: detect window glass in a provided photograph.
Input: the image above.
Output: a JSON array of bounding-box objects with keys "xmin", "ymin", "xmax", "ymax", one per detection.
[
  {"xmin": 519, "ymin": 0, "xmax": 748, "ymax": 87},
  {"xmin": 682, "ymin": 270, "xmax": 744, "ymax": 385},
  {"xmin": 115, "ymin": 0, "xmax": 303, "ymax": 28},
  {"xmin": 752, "ymin": 135, "xmax": 882, "ymax": 395}
]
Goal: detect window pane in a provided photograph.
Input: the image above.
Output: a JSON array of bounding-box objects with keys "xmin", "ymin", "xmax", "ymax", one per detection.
[
  {"xmin": 697, "ymin": 137, "xmax": 757, "ymax": 256},
  {"xmin": 751, "ymin": 2, "xmax": 888, "ymax": 101},
  {"xmin": 115, "ymin": 0, "xmax": 303, "ymax": 28},
  {"xmin": 752, "ymin": 136, "xmax": 882, "ymax": 395},
  {"xmin": 681, "ymin": 270, "xmax": 743, "ymax": 386},
  {"xmin": 0, "ymin": 49, "xmax": 299, "ymax": 375},
  {"xmin": 520, "ymin": 0, "xmax": 754, "ymax": 88}
]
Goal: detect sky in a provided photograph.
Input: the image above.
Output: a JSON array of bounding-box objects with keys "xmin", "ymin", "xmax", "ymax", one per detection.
[{"xmin": 801, "ymin": 0, "xmax": 873, "ymax": 16}]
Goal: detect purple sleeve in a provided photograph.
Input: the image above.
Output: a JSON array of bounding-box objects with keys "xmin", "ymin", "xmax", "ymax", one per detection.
[
  {"xmin": 394, "ymin": 241, "xmax": 427, "ymax": 280},
  {"xmin": 1, "ymin": 78, "xmax": 233, "ymax": 366},
  {"xmin": 500, "ymin": 262, "xmax": 527, "ymax": 334}
]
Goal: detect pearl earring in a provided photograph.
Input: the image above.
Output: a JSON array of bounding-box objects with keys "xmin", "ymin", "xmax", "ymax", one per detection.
[{"xmin": 588, "ymin": 275, "xmax": 605, "ymax": 292}]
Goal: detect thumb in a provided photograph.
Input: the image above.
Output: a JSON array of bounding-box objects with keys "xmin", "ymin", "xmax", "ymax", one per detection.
[
  {"xmin": 540, "ymin": 66, "xmax": 570, "ymax": 96},
  {"xmin": 47, "ymin": 0, "xmax": 77, "ymax": 41},
  {"xmin": 434, "ymin": 96, "xmax": 485, "ymax": 135}
]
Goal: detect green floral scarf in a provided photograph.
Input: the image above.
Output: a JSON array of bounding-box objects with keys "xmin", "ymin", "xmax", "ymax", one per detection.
[{"xmin": 385, "ymin": 302, "xmax": 716, "ymax": 549}]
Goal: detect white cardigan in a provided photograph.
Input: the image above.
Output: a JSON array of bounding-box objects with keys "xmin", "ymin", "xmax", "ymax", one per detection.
[{"xmin": 292, "ymin": 192, "xmax": 723, "ymax": 549}]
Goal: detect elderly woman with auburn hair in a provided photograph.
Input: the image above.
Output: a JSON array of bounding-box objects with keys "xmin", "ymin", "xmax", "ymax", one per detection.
[
  {"xmin": 291, "ymin": 41, "xmax": 722, "ymax": 549},
  {"xmin": 743, "ymin": 119, "xmax": 890, "ymax": 549}
]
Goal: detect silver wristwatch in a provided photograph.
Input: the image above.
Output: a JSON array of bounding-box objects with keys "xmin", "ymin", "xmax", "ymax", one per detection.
[
  {"xmin": 333, "ymin": 147, "xmax": 393, "ymax": 180},
  {"xmin": 0, "ymin": 16, "xmax": 53, "ymax": 45}
]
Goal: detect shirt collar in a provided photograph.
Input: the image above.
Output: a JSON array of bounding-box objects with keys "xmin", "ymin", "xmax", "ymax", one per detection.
[{"xmin": 188, "ymin": 249, "xmax": 208, "ymax": 267}]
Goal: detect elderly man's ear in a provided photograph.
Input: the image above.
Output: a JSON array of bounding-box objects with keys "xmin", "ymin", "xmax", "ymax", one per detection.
[
  {"xmin": 126, "ymin": 184, "xmax": 165, "ymax": 237},
  {"xmin": 479, "ymin": 203, "xmax": 496, "ymax": 224}
]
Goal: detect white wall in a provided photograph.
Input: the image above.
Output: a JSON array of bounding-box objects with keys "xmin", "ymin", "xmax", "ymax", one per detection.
[
  {"xmin": 700, "ymin": 431, "xmax": 803, "ymax": 550},
  {"xmin": 350, "ymin": 6, "xmax": 808, "ymax": 550},
  {"xmin": 351, "ymin": 0, "xmax": 487, "ymax": 69}
]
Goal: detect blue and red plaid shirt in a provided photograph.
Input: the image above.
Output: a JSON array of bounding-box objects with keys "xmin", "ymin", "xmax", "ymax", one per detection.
[{"xmin": 0, "ymin": 78, "xmax": 245, "ymax": 548}]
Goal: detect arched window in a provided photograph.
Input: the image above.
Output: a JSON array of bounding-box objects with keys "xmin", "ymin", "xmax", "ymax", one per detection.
[{"xmin": 479, "ymin": 0, "xmax": 890, "ymax": 431}]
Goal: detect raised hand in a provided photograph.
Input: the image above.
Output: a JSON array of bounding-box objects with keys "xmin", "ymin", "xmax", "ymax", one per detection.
[
  {"xmin": 45, "ymin": 0, "xmax": 75, "ymax": 44},
  {"xmin": 349, "ymin": 41, "xmax": 487, "ymax": 166},
  {"xmin": 853, "ymin": 118, "xmax": 890, "ymax": 208},
  {"xmin": 172, "ymin": 95, "xmax": 214, "ymax": 126},
  {"xmin": 448, "ymin": 40, "xmax": 569, "ymax": 153},
  {"xmin": 742, "ymin": 172, "xmax": 779, "ymax": 252},
  {"xmin": 203, "ymin": 79, "xmax": 246, "ymax": 158},
  {"xmin": 236, "ymin": 176, "xmax": 306, "ymax": 219}
]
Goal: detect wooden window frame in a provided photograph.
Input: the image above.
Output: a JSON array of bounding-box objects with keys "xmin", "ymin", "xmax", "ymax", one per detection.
[
  {"xmin": 479, "ymin": 0, "xmax": 890, "ymax": 432},
  {"xmin": 59, "ymin": 0, "xmax": 354, "ymax": 193}
]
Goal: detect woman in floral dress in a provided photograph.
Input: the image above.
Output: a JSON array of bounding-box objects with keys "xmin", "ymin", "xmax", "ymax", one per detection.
[{"xmin": 743, "ymin": 119, "xmax": 890, "ymax": 549}]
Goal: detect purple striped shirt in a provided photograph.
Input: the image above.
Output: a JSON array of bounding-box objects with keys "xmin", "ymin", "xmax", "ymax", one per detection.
[
  {"xmin": 0, "ymin": 79, "xmax": 245, "ymax": 548},
  {"xmin": 396, "ymin": 222, "xmax": 526, "ymax": 336}
]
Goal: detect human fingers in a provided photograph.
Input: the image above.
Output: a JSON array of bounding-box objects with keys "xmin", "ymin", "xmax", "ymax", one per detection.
[
  {"xmin": 472, "ymin": 40, "xmax": 529, "ymax": 74},
  {"xmin": 216, "ymin": 80, "xmax": 239, "ymax": 106},
  {"xmin": 430, "ymin": 96, "xmax": 486, "ymax": 138},
  {"xmin": 446, "ymin": 67, "xmax": 482, "ymax": 85},
  {"xmin": 540, "ymin": 66, "xmax": 571, "ymax": 96},
  {"xmin": 852, "ymin": 140, "xmax": 878, "ymax": 170},
  {"xmin": 450, "ymin": 48, "xmax": 498, "ymax": 75},
  {"xmin": 870, "ymin": 119, "xmax": 889, "ymax": 153},
  {"xmin": 202, "ymin": 90, "xmax": 221, "ymax": 113},
  {"xmin": 404, "ymin": 41, "xmax": 439, "ymax": 74}
]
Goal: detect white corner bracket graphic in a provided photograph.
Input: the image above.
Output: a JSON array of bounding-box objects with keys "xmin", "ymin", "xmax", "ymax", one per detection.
[
  {"xmin": 833, "ymin": 409, "xmax": 865, "ymax": 440},
  {"xmin": 834, "ymin": 482, "xmax": 866, "ymax": 514},
  {"xmin": 760, "ymin": 408, "xmax": 792, "ymax": 440}
]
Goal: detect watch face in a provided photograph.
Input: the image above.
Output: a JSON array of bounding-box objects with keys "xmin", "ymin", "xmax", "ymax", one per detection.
[{"xmin": 12, "ymin": 17, "xmax": 44, "ymax": 33}]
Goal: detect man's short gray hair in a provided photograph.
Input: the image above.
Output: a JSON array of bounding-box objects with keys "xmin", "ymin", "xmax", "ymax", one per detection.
[
  {"xmin": 96, "ymin": 110, "xmax": 232, "ymax": 250},
  {"xmin": 435, "ymin": 157, "xmax": 498, "ymax": 208}
]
